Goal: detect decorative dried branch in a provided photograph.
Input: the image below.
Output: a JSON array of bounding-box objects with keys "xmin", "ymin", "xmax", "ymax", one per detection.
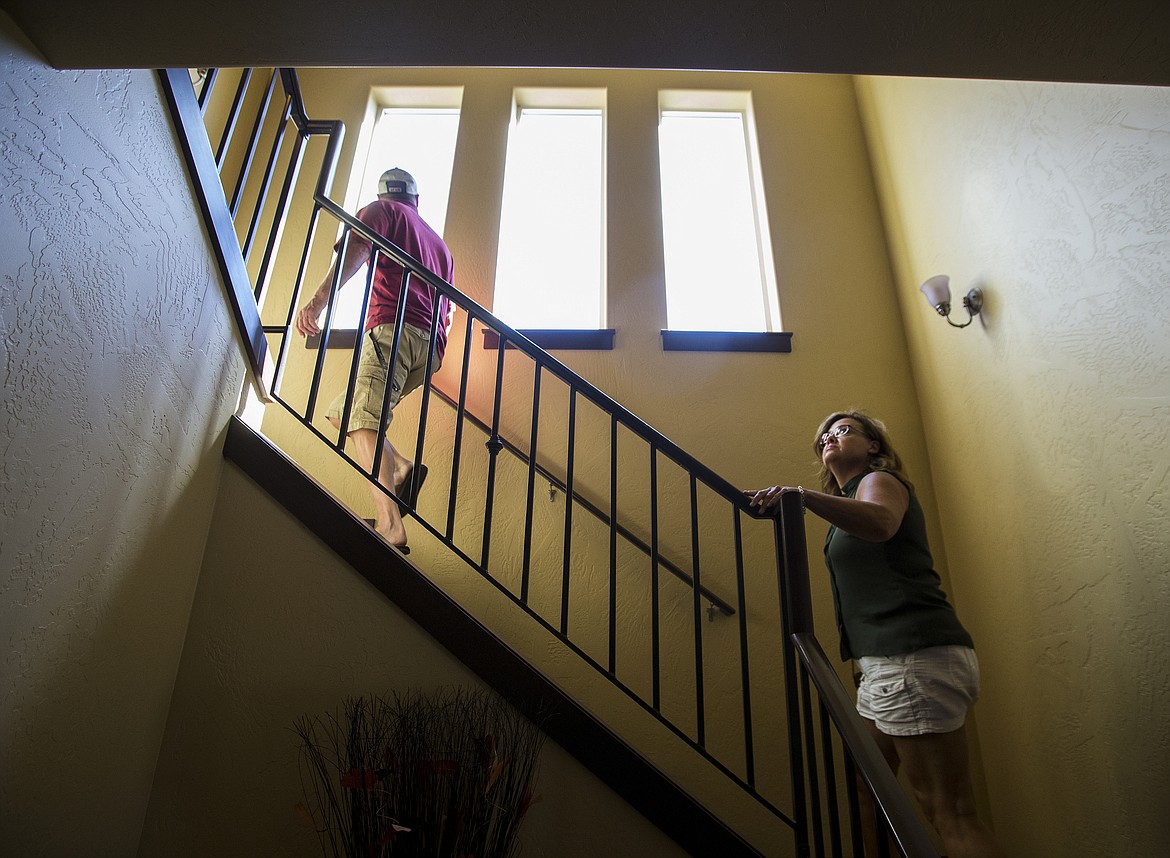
[{"xmin": 295, "ymin": 688, "xmax": 545, "ymax": 858}]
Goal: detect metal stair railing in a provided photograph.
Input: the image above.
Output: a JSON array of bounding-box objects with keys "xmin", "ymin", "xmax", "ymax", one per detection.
[
  {"xmin": 272, "ymin": 191, "xmax": 804, "ymax": 834},
  {"xmin": 424, "ymin": 384, "xmax": 738, "ymax": 618},
  {"xmin": 160, "ymin": 64, "xmax": 940, "ymax": 857}
]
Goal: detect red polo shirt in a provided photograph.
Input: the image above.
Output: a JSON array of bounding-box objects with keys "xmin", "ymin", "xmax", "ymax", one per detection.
[{"xmin": 346, "ymin": 197, "xmax": 454, "ymax": 360}]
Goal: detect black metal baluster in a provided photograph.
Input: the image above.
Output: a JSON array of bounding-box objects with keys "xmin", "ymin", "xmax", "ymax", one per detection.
[
  {"xmin": 370, "ymin": 270, "xmax": 411, "ymax": 490},
  {"xmin": 270, "ymin": 186, "xmax": 318, "ymax": 400},
  {"xmin": 228, "ymin": 68, "xmax": 277, "ymax": 219},
  {"xmin": 445, "ymin": 312, "xmax": 474, "ymax": 540},
  {"xmin": 777, "ymin": 509, "xmax": 811, "ymax": 858},
  {"xmin": 196, "ymin": 67, "xmax": 218, "ymax": 113},
  {"xmin": 820, "ymin": 700, "xmax": 844, "ymax": 858},
  {"xmin": 408, "ymin": 292, "xmax": 444, "ymax": 510},
  {"xmin": 480, "ymin": 332, "xmax": 507, "ymax": 571},
  {"xmin": 254, "ymin": 121, "xmax": 306, "ymax": 304},
  {"xmin": 334, "ymin": 250, "xmax": 378, "ymax": 453},
  {"xmin": 304, "ymin": 228, "xmax": 350, "ymax": 423},
  {"xmin": 520, "ymin": 364, "xmax": 542, "ymax": 604},
  {"xmin": 877, "ymin": 810, "xmax": 893, "ymax": 858},
  {"xmin": 608, "ymin": 413, "xmax": 618, "ymax": 676},
  {"xmin": 689, "ymin": 473, "xmax": 705, "ymax": 746},
  {"xmin": 649, "ymin": 444, "xmax": 661, "ymax": 711},
  {"xmin": 560, "ymin": 388, "xmax": 577, "ymax": 636},
  {"xmin": 215, "ymin": 68, "xmax": 252, "ymax": 170},
  {"xmin": 800, "ymin": 663, "xmax": 826, "ymax": 857},
  {"xmin": 244, "ymin": 94, "xmax": 292, "ymax": 269},
  {"xmin": 845, "ymin": 754, "xmax": 865, "ymax": 858},
  {"xmin": 733, "ymin": 507, "xmax": 755, "ymax": 787}
]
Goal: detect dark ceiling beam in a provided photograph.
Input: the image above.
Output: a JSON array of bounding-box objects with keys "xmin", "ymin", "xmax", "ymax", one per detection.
[{"xmin": 4, "ymin": 0, "xmax": 1168, "ymax": 85}]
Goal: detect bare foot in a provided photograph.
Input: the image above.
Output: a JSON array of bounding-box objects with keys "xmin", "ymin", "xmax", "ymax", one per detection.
[
  {"xmin": 392, "ymin": 460, "xmax": 413, "ymax": 498},
  {"xmin": 394, "ymin": 463, "xmax": 429, "ymax": 513},
  {"xmin": 372, "ymin": 521, "xmax": 410, "ymax": 554}
]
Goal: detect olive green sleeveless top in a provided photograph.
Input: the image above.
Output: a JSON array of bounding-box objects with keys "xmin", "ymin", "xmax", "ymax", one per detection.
[{"xmin": 824, "ymin": 470, "xmax": 973, "ymax": 661}]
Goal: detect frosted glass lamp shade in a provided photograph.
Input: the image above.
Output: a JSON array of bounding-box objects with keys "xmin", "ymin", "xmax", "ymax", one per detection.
[
  {"xmin": 919, "ymin": 274, "xmax": 984, "ymax": 328},
  {"xmin": 919, "ymin": 275, "xmax": 952, "ymax": 311}
]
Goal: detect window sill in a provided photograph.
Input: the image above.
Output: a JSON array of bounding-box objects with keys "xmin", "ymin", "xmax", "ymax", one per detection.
[
  {"xmin": 481, "ymin": 329, "xmax": 615, "ymax": 351},
  {"xmin": 308, "ymin": 328, "xmax": 788, "ymax": 353},
  {"xmin": 661, "ymin": 330, "xmax": 792, "ymax": 352},
  {"xmin": 305, "ymin": 329, "xmax": 360, "ymax": 350}
]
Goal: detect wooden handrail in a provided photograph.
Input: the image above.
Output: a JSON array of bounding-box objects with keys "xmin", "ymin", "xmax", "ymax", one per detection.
[
  {"xmin": 158, "ymin": 68, "xmax": 270, "ymax": 401},
  {"xmin": 792, "ymin": 633, "xmax": 941, "ymax": 858}
]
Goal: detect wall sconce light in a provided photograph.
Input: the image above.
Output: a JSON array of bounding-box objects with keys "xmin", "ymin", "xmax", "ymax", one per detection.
[{"xmin": 919, "ymin": 275, "xmax": 983, "ymax": 328}]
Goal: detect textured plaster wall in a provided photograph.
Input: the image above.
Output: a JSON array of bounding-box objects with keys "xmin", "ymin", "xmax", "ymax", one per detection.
[
  {"xmin": 0, "ymin": 12, "xmax": 244, "ymax": 854},
  {"xmin": 857, "ymin": 77, "xmax": 1170, "ymax": 857},
  {"xmin": 139, "ymin": 463, "xmax": 688, "ymax": 858}
]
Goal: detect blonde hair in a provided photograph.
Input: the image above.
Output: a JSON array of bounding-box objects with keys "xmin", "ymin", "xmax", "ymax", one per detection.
[{"xmin": 813, "ymin": 410, "xmax": 913, "ymax": 495}]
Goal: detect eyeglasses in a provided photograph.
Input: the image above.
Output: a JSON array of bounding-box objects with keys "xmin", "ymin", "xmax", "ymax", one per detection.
[{"xmin": 819, "ymin": 424, "xmax": 867, "ymax": 447}]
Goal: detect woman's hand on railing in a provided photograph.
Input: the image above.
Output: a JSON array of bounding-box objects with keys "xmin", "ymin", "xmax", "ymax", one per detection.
[{"xmin": 744, "ymin": 484, "xmax": 801, "ymax": 513}]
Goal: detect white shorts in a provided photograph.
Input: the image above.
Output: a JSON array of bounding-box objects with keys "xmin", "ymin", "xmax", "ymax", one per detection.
[{"xmin": 856, "ymin": 645, "xmax": 980, "ymax": 736}]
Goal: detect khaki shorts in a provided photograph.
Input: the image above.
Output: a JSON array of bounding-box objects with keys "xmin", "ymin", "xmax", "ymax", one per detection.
[
  {"xmin": 326, "ymin": 322, "xmax": 438, "ymax": 433},
  {"xmin": 856, "ymin": 645, "xmax": 980, "ymax": 736}
]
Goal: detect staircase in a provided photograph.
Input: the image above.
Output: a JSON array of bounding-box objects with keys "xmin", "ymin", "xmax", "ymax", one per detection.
[{"xmin": 160, "ymin": 66, "xmax": 938, "ymax": 858}]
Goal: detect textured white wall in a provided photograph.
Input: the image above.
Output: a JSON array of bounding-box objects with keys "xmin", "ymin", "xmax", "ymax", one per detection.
[
  {"xmin": 858, "ymin": 77, "xmax": 1170, "ymax": 857},
  {"xmin": 0, "ymin": 13, "xmax": 245, "ymax": 854}
]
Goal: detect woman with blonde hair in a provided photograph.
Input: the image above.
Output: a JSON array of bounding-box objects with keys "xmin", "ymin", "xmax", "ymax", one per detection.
[{"xmin": 747, "ymin": 410, "xmax": 1004, "ymax": 858}]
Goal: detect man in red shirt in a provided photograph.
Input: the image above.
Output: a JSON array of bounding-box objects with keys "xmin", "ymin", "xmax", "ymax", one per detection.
[{"xmin": 295, "ymin": 168, "xmax": 454, "ymax": 553}]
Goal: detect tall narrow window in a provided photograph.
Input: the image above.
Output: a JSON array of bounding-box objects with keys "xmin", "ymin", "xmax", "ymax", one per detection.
[
  {"xmin": 334, "ymin": 98, "xmax": 462, "ymax": 328},
  {"xmin": 658, "ymin": 93, "xmax": 779, "ymax": 333},
  {"xmin": 493, "ymin": 89, "xmax": 606, "ymax": 330}
]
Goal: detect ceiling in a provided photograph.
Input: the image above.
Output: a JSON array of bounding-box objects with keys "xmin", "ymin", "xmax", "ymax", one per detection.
[{"xmin": 4, "ymin": 0, "xmax": 1168, "ymax": 85}]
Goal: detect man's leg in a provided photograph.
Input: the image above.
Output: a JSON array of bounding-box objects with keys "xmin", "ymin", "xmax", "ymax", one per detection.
[
  {"xmin": 325, "ymin": 324, "xmax": 432, "ymax": 549},
  {"xmin": 334, "ymin": 422, "xmax": 413, "ymax": 548},
  {"xmin": 891, "ymin": 727, "xmax": 1006, "ymax": 858}
]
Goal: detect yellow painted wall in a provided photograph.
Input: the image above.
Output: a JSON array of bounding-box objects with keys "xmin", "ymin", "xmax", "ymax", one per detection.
[
  {"xmin": 259, "ymin": 66, "xmax": 924, "ymax": 494},
  {"xmin": 856, "ymin": 76, "xmax": 1170, "ymax": 857},
  {"xmin": 258, "ymin": 65, "xmax": 936, "ymax": 611},
  {"xmin": 139, "ymin": 463, "xmax": 688, "ymax": 857}
]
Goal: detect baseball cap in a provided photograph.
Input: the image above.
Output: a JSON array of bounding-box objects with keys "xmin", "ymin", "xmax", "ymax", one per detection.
[{"xmin": 378, "ymin": 167, "xmax": 418, "ymax": 196}]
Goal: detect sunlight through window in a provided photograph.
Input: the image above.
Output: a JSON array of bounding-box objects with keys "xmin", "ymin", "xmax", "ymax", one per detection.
[
  {"xmin": 334, "ymin": 107, "xmax": 460, "ymax": 328},
  {"xmin": 494, "ymin": 99, "xmax": 605, "ymax": 330},
  {"xmin": 658, "ymin": 106, "xmax": 778, "ymax": 332}
]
